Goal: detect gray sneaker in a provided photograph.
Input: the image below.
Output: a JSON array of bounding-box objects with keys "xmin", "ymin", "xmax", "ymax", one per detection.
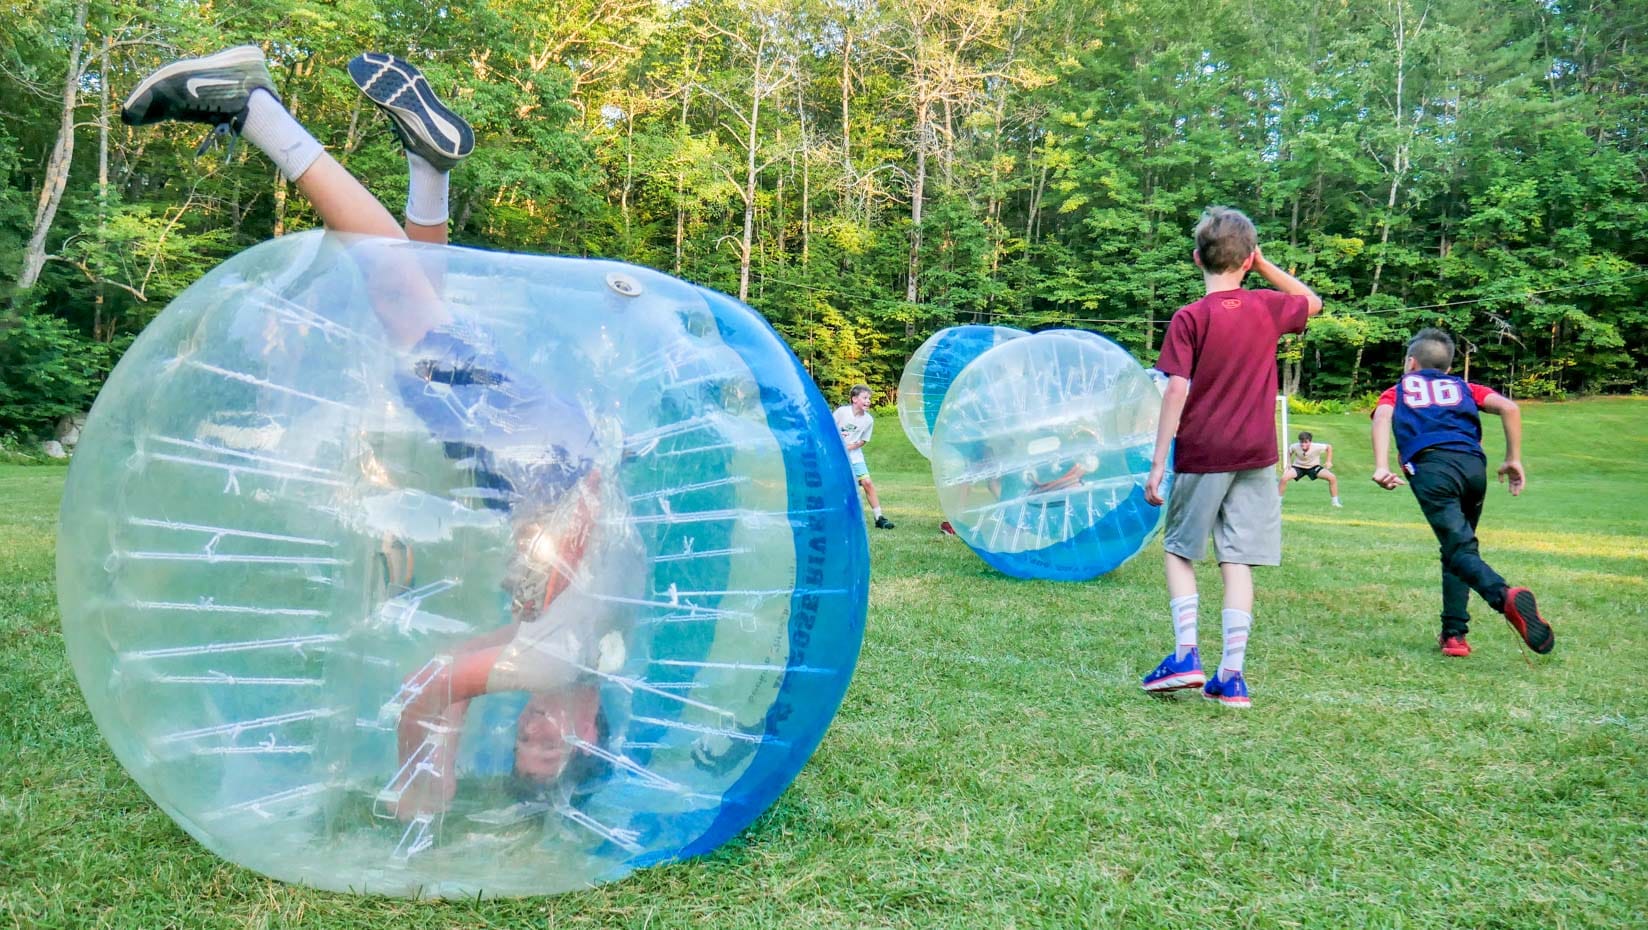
[
  {"xmin": 347, "ymin": 52, "xmax": 474, "ymax": 171},
  {"xmin": 121, "ymin": 45, "xmax": 276, "ymax": 129}
]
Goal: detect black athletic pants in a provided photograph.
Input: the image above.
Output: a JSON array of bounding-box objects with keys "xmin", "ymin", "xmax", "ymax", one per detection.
[{"xmin": 1407, "ymin": 448, "xmax": 1509, "ymax": 637}]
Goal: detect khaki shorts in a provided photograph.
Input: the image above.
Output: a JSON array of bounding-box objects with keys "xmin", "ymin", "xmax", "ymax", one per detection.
[{"xmin": 1162, "ymin": 467, "xmax": 1282, "ymax": 566}]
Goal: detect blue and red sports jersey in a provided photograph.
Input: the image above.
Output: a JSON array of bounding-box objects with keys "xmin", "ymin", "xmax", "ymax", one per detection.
[{"xmin": 1375, "ymin": 370, "xmax": 1500, "ymax": 471}]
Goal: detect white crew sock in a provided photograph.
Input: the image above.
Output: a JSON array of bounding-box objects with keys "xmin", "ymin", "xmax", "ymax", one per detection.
[
  {"xmin": 1220, "ymin": 608, "xmax": 1252, "ymax": 679},
  {"xmin": 239, "ymin": 89, "xmax": 323, "ymax": 182},
  {"xmin": 1170, "ymin": 594, "xmax": 1198, "ymax": 660},
  {"xmin": 404, "ymin": 152, "xmax": 450, "ymax": 226},
  {"xmin": 872, "ymin": 506, "xmax": 883, "ymax": 518}
]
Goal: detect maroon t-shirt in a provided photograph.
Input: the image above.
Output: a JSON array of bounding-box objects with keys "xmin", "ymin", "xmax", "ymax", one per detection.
[{"xmin": 1155, "ymin": 288, "xmax": 1310, "ymax": 473}]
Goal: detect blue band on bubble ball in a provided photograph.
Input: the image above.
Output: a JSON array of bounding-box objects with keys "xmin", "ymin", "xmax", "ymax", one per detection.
[
  {"xmin": 627, "ymin": 286, "xmax": 868, "ymax": 865},
  {"xmin": 973, "ymin": 483, "xmax": 1160, "ymax": 580},
  {"xmin": 920, "ymin": 325, "xmax": 1013, "ymax": 436}
]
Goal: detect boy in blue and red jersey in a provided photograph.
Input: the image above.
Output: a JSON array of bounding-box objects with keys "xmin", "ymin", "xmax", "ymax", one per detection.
[{"xmin": 1370, "ymin": 328, "xmax": 1554, "ymax": 658}]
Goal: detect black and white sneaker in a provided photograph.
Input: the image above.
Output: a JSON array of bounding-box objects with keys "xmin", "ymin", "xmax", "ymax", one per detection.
[
  {"xmin": 347, "ymin": 53, "xmax": 474, "ymax": 171},
  {"xmin": 121, "ymin": 45, "xmax": 277, "ymax": 129}
]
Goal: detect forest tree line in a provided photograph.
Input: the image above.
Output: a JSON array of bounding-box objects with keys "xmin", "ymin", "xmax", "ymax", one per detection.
[{"xmin": 2, "ymin": 0, "xmax": 1645, "ymax": 436}]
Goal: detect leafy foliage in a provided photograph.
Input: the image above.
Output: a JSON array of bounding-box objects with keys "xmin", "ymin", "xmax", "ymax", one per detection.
[{"xmin": 1, "ymin": 0, "xmax": 1645, "ymax": 436}]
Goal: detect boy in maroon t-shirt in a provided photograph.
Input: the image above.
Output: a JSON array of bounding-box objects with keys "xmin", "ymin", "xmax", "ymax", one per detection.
[{"xmin": 1139, "ymin": 206, "xmax": 1323, "ymax": 707}]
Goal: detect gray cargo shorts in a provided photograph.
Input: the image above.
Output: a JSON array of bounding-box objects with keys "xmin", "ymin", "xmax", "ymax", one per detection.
[{"xmin": 1162, "ymin": 466, "xmax": 1282, "ymax": 566}]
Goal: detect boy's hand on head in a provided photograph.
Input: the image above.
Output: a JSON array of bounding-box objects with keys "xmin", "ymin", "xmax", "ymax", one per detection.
[
  {"xmin": 1370, "ymin": 467, "xmax": 1405, "ymax": 490},
  {"xmin": 1498, "ymin": 460, "xmax": 1526, "ymax": 496}
]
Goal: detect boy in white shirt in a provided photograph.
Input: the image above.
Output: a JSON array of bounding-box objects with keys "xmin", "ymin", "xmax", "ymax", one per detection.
[
  {"xmin": 834, "ymin": 385, "xmax": 894, "ymax": 529},
  {"xmin": 1279, "ymin": 431, "xmax": 1341, "ymax": 506}
]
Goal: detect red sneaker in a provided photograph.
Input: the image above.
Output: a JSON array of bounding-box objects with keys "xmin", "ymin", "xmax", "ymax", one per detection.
[
  {"xmin": 1439, "ymin": 634, "xmax": 1471, "ymax": 657},
  {"xmin": 939, "ymin": 521, "xmax": 956, "ymax": 536},
  {"xmin": 1503, "ymin": 587, "xmax": 1554, "ymax": 654}
]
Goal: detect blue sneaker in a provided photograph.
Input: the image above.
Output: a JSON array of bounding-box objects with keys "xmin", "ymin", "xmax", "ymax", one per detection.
[
  {"xmin": 1141, "ymin": 648, "xmax": 1206, "ymax": 693},
  {"xmin": 1202, "ymin": 671, "xmax": 1251, "ymax": 708}
]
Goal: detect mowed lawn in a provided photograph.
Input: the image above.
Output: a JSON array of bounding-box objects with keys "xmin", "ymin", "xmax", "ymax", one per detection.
[{"xmin": 2, "ymin": 397, "xmax": 1645, "ymax": 929}]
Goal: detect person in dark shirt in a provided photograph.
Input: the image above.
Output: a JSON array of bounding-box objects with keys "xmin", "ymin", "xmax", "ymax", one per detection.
[
  {"xmin": 1370, "ymin": 328, "xmax": 1554, "ymax": 658},
  {"xmin": 1140, "ymin": 206, "xmax": 1323, "ymax": 708}
]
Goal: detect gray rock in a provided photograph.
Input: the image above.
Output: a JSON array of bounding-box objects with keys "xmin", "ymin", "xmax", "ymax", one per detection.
[
  {"xmin": 56, "ymin": 413, "xmax": 87, "ymax": 449},
  {"xmin": 42, "ymin": 440, "xmax": 68, "ymax": 459}
]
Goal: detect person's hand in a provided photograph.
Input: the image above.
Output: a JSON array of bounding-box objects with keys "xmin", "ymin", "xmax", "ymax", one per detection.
[
  {"xmin": 1145, "ymin": 464, "xmax": 1167, "ymax": 506},
  {"xmin": 1498, "ymin": 459, "xmax": 1526, "ymax": 496},
  {"xmin": 390, "ymin": 707, "xmax": 462, "ymax": 821},
  {"xmin": 1371, "ymin": 467, "xmax": 1404, "ymax": 490}
]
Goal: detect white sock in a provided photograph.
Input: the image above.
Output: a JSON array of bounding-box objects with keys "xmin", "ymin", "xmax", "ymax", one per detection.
[
  {"xmin": 240, "ymin": 89, "xmax": 323, "ymax": 182},
  {"xmin": 1332, "ymin": 496, "xmax": 1341, "ymax": 504},
  {"xmin": 1170, "ymin": 594, "xmax": 1198, "ymax": 660},
  {"xmin": 404, "ymin": 152, "xmax": 450, "ymax": 226},
  {"xmin": 872, "ymin": 506, "xmax": 883, "ymax": 518},
  {"xmin": 1220, "ymin": 608, "xmax": 1252, "ymax": 679}
]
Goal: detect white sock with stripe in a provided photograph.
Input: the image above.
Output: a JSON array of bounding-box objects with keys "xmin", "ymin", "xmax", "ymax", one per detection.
[
  {"xmin": 240, "ymin": 89, "xmax": 323, "ymax": 182},
  {"xmin": 1170, "ymin": 595, "xmax": 1198, "ymax": 660},
  {"xmin": 1220, "ymin": 608, "xmax": 1251, "ymax": 679}
]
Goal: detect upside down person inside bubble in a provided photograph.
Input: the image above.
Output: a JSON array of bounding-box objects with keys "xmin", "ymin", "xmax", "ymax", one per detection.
[{"xmin": 121, "ymin": 45, "xmax": 631, "ymax": 818}]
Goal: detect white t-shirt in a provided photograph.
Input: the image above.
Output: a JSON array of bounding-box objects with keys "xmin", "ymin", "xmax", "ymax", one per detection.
[
  {"xmin": 1287, "ymin": 442, "xmax": 1327, "ymax": 469},
  {"xmin": 834, "ymin": 405, "xmax": 873, "ymax": 464}
]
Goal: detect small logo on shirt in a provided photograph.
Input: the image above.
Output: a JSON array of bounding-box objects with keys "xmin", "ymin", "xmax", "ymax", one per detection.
[{"xmin": 1221, "ymin": 298, "xmax": 1242, "ymax": 310}]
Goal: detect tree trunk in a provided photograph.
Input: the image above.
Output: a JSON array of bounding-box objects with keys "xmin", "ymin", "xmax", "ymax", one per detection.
[
  {"xmin": 906, "ymin": 99, "xmax": 930, "ymax": 307},
  {"xmin": 797, "ymin": 78, "xmax": 811, "ymax": 267},
  {"xmin": 775, "ymin": 168, "xmax": 786, "ymax": 259},
  {"xmin": 94, "ymin": 32, "xmax": 110, "ymax": 341},
  {"xmin": 272, "ymin": 173, "xmax": 289, "ymax": 237},
  {"xmin": 16, "ymin": 0, "xmax": 89, "ymax": 294},
  {"xmin": 621, "ymin": 107, "xmax": 635, "ymax": 251},
  {"xmin": 840, "ymin": 27, "xmax": 855, "ymax": 218},
  {"xmin": 942, "ymin": 97, "xmax": 955, "ymax": 189},
  {"xmin": 1370, "ymin": 0, "xmax": 1426, "ymax": 296},
  {"xmin": 675, "ymin": 83, "xmax": 691, "ymax": 275},
  {"xmin": 1025, "ymin": 159, "xmax": 1047, "ymax": 245},
  {"xmin": 738, "ymin": 63, "xmax": 762, "ymax": 303},
  {"xmin": 1283, "ymin": 355, "xmax": 1302, "ymax": 396}
]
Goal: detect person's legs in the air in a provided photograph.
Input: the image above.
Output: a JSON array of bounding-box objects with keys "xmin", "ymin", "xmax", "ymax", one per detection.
[
  {"xmin": 347, "ymin": 53, "xmax": 474, "ymax": 244},
  {"xmin": 121, "ymin": 46, "xmax": 453, "ymax": 347},
  {"xmin": 122, "ymin": 46, "xmax": 403, "ymax": 239}
]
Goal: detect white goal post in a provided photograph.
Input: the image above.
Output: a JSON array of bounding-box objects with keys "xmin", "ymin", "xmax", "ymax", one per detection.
[{"xmin": 1277, "ymin": 393, "xmax": 1289, "ymax": 474}]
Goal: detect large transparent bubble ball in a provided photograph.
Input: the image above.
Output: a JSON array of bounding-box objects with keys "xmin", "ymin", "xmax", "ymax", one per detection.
[
  {"xmin": 930, "ymin": 330, "xmax": 1165, "ymax": 580},
  {"xmin": 896, "ymin": 325, "xmax": 1028, "ymax": 458},
  {"xmin": 56, "ymin": 231, "xmax": 868, "ymax": 897}
]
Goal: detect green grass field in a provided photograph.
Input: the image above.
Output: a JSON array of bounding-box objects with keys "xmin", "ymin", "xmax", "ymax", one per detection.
[{"xmin": 3, "ymin": 397, "xmax": 1645, "ymax": 929}]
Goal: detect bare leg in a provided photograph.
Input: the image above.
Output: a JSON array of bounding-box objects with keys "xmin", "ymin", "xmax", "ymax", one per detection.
[
  {"xmin": 1323, "ymin": 469, "xmax": 1339, "ymax": 498},
  {"xmin": 859, "ymin": 476, "xmax": 882, "ymax": 512},
  {"xmin": 292, "ymin": 154, "xmax": 405, "ymax": 239},
  {"xmin": 405, "ymin": 219, "xmax": 448, "ymax": 244},
  {"xmin": 241, "ymin": 88, "xmax": 450, "ymax": 343},
  {"xmin": 285, "ymin": 152, "xmax": 450, "ymax": 345},
  {"xmin": 1219, "ymin": 561, "xmax": 1254, "ymax": 614},
  {"xmin": 1164, "ymin": 551, "xmax": 1197, "ymax": 601},
  {"xmin": 1277, "ymin": 468, "xmax": 1294, "ymax": 496}
]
